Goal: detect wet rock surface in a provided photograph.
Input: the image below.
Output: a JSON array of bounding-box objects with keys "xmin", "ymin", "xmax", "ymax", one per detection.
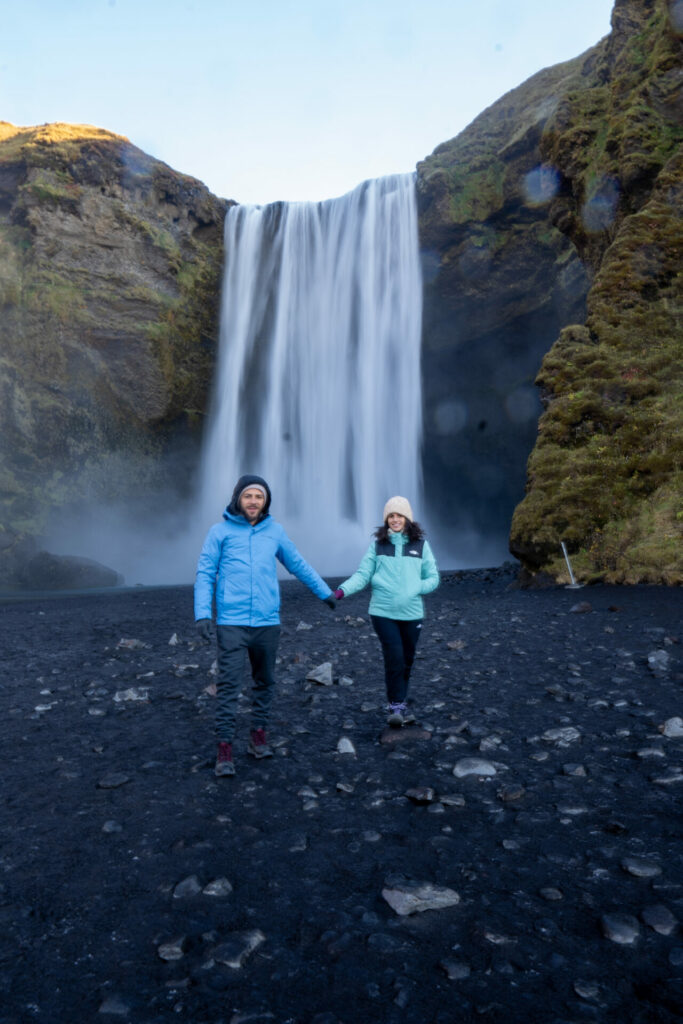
[{"xmin": 1, "ymin": 570, "xmax": 682, "ymax": 1023}]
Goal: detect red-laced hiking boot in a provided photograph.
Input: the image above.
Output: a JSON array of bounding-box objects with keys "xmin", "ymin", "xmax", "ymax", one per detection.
[
  {"xmin": 214, "ymin": 741, "xmax": 235, "ymax": 777},
  {"xmin": 248, "ymin": 728, "xmax": 274, "ymax": 758}
]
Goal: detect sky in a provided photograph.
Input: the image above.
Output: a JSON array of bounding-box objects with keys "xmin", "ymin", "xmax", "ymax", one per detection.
[{"xmin": 3, "ymin": 0, "xmax": 615, "ymax": 205}]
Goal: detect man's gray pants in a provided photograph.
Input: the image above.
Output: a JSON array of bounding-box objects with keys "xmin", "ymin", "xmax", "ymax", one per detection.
[{"xmin": 215, "ymin": 624, "xmax": 280, "ymax": 742}]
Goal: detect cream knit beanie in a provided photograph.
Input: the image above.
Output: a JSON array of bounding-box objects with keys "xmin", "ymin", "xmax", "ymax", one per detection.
[{"xmin": 383, "ymin": 496, "xmax": 413, "ymax": 523}]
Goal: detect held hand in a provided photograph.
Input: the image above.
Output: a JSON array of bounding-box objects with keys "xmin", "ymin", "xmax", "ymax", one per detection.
[
  {"xmin": 333, "ymin": 589, "xmax": 344, "ymax": 600},
  {"xmin": 196, "ymin": 618, "xmax": 213, "ymax": 642},
  {"xmin": 323, "ymin": 595, "xmax": 337, "ymax": 610}
]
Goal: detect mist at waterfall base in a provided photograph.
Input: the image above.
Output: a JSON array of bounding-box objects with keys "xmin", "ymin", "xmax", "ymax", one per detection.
[{"xmin": 43, "ymin": 174, "xmax": 521, "ymax": 587}]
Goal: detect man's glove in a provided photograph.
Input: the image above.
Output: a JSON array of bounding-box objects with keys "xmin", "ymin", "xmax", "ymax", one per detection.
[
  {"xmin": 333, "ymin": 589, "xmax": 344, "ymax": 600},
  {"xmin": 323, "ymin": 595, "xmax": 336, "ymax": 610},
  {"xmin": 196, "ymin": 618, "xmax": 213, "ymax": 642}
]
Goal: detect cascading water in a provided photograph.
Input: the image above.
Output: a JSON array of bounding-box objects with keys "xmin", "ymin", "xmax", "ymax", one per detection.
[{"xmin": 198, "ymin": 173, "xmax": 423, "ymax": 575}]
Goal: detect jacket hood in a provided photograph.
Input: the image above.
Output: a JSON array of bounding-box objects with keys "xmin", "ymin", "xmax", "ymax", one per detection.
[{"xmin": 225, "ymin": 474, "xmax": 272, "ymax": 522}]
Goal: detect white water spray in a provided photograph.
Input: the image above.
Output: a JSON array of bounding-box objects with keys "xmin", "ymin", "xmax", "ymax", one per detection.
[{"xmin": 198, "ymin": 173, "xmax": 423, "ymax": 575}]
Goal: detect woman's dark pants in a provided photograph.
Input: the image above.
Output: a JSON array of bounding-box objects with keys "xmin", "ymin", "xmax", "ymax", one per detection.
[
  {"xmin": 370, "ymin": 615, "xmax": 423, "ymax": 704},
  {"xmin": 215, "ymin": 625, "xmax": 280, "ymax": 742}
]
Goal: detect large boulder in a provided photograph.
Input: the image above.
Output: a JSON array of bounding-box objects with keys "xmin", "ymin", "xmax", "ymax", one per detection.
[{"xmin": 0, "ymin": 122, "xmax": 228, "ymax": 586}]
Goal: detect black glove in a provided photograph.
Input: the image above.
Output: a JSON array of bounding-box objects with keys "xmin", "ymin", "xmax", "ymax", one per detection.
[
  {"xmin": 196, "ymin": 618, "xmax": 213, "ymax": 642},
  {"xmin": 323, "ymin": 595, "xmax": 336, "ymax": 610}
]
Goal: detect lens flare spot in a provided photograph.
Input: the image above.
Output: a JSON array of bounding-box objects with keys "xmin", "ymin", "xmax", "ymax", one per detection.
[
  {"xmin": 581, "ymin": 177, "xmax": 620, "ymax": 233},
  {"xmin": 504, "ymin": 386, "xmax": 539, "ymax": 424},
  {"xmin": 523, "ymin": 165, "xmax": 561, "ymax": 206},
  {"xmin": 434, "ymin": 399, "xmax": 468, "ymax": 435}
]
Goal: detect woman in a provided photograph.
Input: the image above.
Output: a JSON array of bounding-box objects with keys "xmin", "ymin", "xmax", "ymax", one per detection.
[{"xmin": 334, "ymin": 497, "xmax": 439, "ymax": 726}]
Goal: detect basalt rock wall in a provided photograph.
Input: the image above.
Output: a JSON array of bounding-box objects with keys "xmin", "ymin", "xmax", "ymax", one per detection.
[
  {"xmin": 418, "ymin": 0, "xmax": 682, "ymax": 583},
  {"xmin": 508, "ymin": 0, "xmax": 682, "ymax": 584},
  {"xmin": 0, "ymin": 123, "xmax": 228, "ymax": 586}
]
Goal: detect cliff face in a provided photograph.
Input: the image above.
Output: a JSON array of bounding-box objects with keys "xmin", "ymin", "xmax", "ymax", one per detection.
[
  {"xmin": 417, "ymin": 53, "xmax": 594, "ymax": 554},
  {"xmin": 418, "ymin": 0, "xmax": 682, "ymax": 583},
  {"xmin": 0, "ymin": 123, "xmax": 227, "ymax": 584},
  {"xmin": 509, "ymin": 0, "xmax": 682, "ymax": 583}
]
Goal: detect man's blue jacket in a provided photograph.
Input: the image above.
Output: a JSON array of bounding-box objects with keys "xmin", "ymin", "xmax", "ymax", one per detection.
[{"xmin": 194, "ymin": 510, "xmax": 332, "ymax": 626}]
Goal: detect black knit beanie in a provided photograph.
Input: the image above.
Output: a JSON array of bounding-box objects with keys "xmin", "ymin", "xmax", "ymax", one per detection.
[{"xmin": 226, "ymin": 474, "xmax": 272, "ymax": 520}]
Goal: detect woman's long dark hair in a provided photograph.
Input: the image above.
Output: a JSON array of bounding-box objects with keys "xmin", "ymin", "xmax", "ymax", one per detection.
[{"xmin": 374, "ymin": 520, "xmax": 425, "ymax": 543}]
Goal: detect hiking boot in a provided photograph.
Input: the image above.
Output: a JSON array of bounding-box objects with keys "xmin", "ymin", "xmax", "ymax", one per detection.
[
  {"xmin": 402, "ymin": 706, "xmax": 416, "ymax": 725},
  {"xmin": 214, "ymin": 741, "xmax": 235, "ymax": 777},
  {"xmin": 387, "ymin": 703, "xmax": 407, "ymax": 727},
  {"xmin": 248, "ymin": 727, "xmax": 274, "ymax": 758}
]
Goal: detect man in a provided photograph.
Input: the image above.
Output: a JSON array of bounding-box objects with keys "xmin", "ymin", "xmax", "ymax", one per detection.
[{"xmin": 195, "ymin": 474, "xmax": 336, "ymax": 777}]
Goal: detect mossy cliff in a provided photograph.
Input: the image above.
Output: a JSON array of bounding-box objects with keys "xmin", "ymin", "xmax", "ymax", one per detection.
[
  {"xmin": 509, "ymin": 0, "xmax": 682, "ymax": 584},
  {"xmin": 0, "ymin": 123, "xmax": 227, "ymax": 584},
  {"xmin": 417, "ymin": 48, "xmax": 594, "ymax": 551}
]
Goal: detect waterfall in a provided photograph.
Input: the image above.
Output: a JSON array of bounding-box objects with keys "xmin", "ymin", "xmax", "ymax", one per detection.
[{"xmin": 198, "ymin": 173, "xmax": 423, "ymax": 575}]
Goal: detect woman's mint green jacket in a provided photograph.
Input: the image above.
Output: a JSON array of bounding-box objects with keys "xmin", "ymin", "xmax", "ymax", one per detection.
[{"xmin": 339, "ymin": 531, "xmax": 439, "ymax": 620}]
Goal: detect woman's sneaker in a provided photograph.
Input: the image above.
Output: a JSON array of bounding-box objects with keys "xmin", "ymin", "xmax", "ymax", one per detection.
[
  {"xmin": 214, "ymin": 741, "xmax": 235, "ymax": 777},
  {"xmin": 248, "ymin": 728, "xmax": 274, "ymax": 758},
  {"xmin": 387, "ymin": 702, "xmax": 407, "ymax": 727}
]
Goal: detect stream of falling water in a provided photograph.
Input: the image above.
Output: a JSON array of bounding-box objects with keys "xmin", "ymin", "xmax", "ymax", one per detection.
[{"xmin": 198, "ymin": 173, "xmax": 423, "ymax": 575}]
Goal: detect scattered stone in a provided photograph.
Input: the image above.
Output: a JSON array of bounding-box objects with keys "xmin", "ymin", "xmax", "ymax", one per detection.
[
  {"xmin": 542, "ymin": 726, "xmax": 581, "ymax": 746},
  {"xmin": 563, "ymin": 763, "xmax": 586, "ymax": 776},
  {"xmin": 173, "ymin": 875, "xmax": 203, "ymax": 898},
  {"xmin": 296, "ymin": 621, "xmax": 313, "ymax": 632},
  {"xmin": 651, "ymin": 769, "xmax": 683, "ymax": 786},
  {"xmin": 539, "ymin": 888, "xmax": 563, "ymax": 901},
  {"xmin": 97, "ymin": 773, "xmax": 130, "ymax": 790},
  {"xmin": 642, "ymin": 904, "xmax": 678, "ymax": 936},
  {"xmin": 336, "ymin": 781, "xmax": 354, "ymax": 793},
  {"xmin": 102, "ymin": 820, "xmax": 123, "ymax": 834},
  {"xmin": 453, "ymin": 758, "xmax": 496, "ymax": 778},
  {"xmin": 439, "ymin": 960, "xmax": 471, "ymax": 980},
  {"xmin": 210, "ymin": 930, "xmax": 266, "ymax": 969},
  {"xmin": 648, "ymin": 650, "xmax": 670, "ymax": 677},
  {"xmin": 569, "ymin": 602, "xmax": 592, "ymax": 614},
  {"xmin": 497, "ymin": 784, "xmax": 525, "ymax": 801},
  {"xmin": 338, "ymin": 676, "xmax": 354, "ymax": 687},
  {"xmin": 601, "ymin": 914, "xmax": 640, "ymax": 944},
  {"xmin": 447, "ymin": 639, "xmax": 466, "ymax": 651},
  {"xmin": 660, "ymin": 716, "xmax": 683, "ymax": 738},
  {"xmin": 557, "ymin": 804, "xmax": 589, "ymax": 817},
  {"xmin": 636, "ymin": 747, "xmax": 666, "ymax": 759},
  {"xmin": 621, "ymin": 857, "xmax": 662, "ymax": 879},
  {"xmin": 336, "ymin": 736, "xmax": 356, "ymax": 755},
  {"xmin": 379, "ymin": 727, "xmax": 432, "ymax": 745},
  {"xmin": 203, "ymin": 877, "xmax": 233, "ymax": 897},
  {"xmin": 483, "ymin": 929, "xmax": 516, "ymax": 945},
  {"xmin": 573, "ymin": 980, "xmax": 599, "ymax": 1000},
  {"xmin": 439, "ymin": 794, "xmax": 466, "ymax": 807},
  {"xmin": 98, "ymin": 995, "xmax": 130, "ymax": 1016},
  {"xmin": 113, "ymin": 687, "xmax": 150, "ymax": 703},
  {"xmin": 158, "ymin": 937, "xmax": 186, "ymax": 961},
  {"xmin": 405, "ymin": 787, "xmax": 435, "ymax": 804},
  {"xmin": 382, "ymin": 881, "xmax": 460, "ymax": 916},
  {"xmin": 168, "ymin": 633, "xmax": 179, "ymax": 646},
  {"xmin": 669, "ymin": 948, "xmax": 683, "ymax": 967},
  {"xmin": 307, "ymin": 662, "xmax": 333, "ymax": 685},
  {"xmin": 116, "ymin": 638, "xmax": 150, "ymax": 650}
]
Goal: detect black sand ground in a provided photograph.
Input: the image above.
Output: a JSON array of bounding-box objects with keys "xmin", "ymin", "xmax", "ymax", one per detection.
[{"xmin": 1, "ymin": 570, "xmax": 682, "ymax": 1024}]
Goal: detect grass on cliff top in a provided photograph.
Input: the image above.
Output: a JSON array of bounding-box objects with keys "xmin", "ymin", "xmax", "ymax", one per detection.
[{"xmin": 0, "ymin": 121, "xmax": 131, "ymax": 162}]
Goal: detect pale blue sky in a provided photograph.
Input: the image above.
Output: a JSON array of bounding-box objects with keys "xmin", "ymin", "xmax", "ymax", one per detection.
[{"xmin": 3, "ymin": 0, "xmax": 615, "ymax": 204}]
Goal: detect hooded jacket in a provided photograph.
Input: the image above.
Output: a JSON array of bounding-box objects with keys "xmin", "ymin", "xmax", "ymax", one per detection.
[
  {"xmin": 195, "ymin": 477, "xmax": 332, "ymax": 626},
  {"xmin": 339, "ymin": 530, "xmax": 439, "ymax": 620}
]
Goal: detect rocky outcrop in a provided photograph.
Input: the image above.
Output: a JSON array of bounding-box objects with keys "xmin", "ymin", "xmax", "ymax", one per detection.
[
  {"xmin": 0, "ymin": 123, "xmax": 227, "ymax": 586},
  {"xmin": 417, "ymin": 54, "xmax": 595, "ymax": 550},
  {"xmin": 509, "ymin": 0, "xmax": 682, "ymax": 583}
]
